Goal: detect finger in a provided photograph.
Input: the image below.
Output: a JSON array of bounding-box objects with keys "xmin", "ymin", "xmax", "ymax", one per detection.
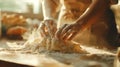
[
  {"xmin": 39, "ymin": 23, "xmax": 48, "ymax": 37},
  {"xmin": 49, "ymin": 20, "xmax": 57, "ymax": 36},
  {"xmin": 44, "ymin": 21, "xmax": 53, "ymax": 37},
  {"xmin": 55, "ymin": 24, "xmax": 68, "ymax": 39},
  {"xmin": 67, "ymin": 31, "xmax": 78, "ymax": 40},
  {"xmin": 61, "ymin": 24, "xmax": 72, "ymax": 37},
  {"xmin": 62, "ymin": 29, "xmax": 72, "ymax": 40},
  {"xmin": 44, "ymin": 20, "xmax": 57, "ymax": 37},
  {"xmin": 51, "ymin": 21, "xmax": 57, "ymax": 35},
  {"xmin": 62, "ymin": 28, "xmax": 78, "ymax": 41},
  {"xmin": 39, "ymin": 29, "xmax": 46, "ymax": 37}
]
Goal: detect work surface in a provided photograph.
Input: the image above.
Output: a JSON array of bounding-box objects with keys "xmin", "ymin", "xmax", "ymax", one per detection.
[{"xmin": 0, "ymin": 39, "xmax": 119, "ymax": 67}]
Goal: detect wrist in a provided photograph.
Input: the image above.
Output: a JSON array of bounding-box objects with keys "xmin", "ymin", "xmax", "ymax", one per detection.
[
  {"xmin": 44, "ymin": 18, "xmax": 57, "ymax": 22},
  {"xmin": 44, "ymin": 17, "xmax": 55, "ymax": 21},
  {"xmin": 74, "ymin": 21, "xmax": 84, "ymax": 32}
]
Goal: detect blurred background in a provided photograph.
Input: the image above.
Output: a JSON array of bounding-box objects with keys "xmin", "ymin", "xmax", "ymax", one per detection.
[
  {"xmin": 0, "ymin": 0, "xmax": 43, "ymax": 20},
  {"xmin": 0, "ymin": 0, "xmax": 45, "ymax": 39},
  {"xmin": 0, "ymin": 0, "xmax": 119, "ymax": 23},
  {"xmin": 0, "ymin": 0, "xmax": 120, "ymax": 39}
]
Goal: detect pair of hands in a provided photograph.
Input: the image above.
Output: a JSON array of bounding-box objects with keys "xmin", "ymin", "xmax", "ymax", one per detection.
[
  {"xmin": 36, "ymin": 20, "xmax": 87, "ymax": 53},
  {"xmin": 39, "ymin": 19, "xmax": 80, "ymax": 41}
]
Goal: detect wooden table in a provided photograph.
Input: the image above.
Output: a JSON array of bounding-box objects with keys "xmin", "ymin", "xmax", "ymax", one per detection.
[{"xmin": 0, "ymin": 38, "xmax": 118, "ymax": 67}]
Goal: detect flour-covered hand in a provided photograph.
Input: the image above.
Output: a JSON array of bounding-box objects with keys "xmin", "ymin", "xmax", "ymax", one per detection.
[{"xmin": 55, "ymin": 23, "xmax": 80, "ymax": 41}]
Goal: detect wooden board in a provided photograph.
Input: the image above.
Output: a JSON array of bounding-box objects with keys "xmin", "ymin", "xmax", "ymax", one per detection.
[{"xmin": 0, "ymin": 39, "xmax": 119, "ymax": 67}]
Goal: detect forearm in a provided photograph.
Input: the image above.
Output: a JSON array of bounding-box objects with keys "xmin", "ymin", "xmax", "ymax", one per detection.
[
  {"xmin": 41, "ymin": 0, "xmax": 59, "ymax": 20},
  {"xmin": 76, "ymin": 0, "xmax": 110, "ymax": 31}
]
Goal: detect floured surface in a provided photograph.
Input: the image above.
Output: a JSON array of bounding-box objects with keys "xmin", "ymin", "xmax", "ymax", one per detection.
[
  {"xmin": 0, "ymin": 50, "xmax": 116, "ymax": 67},
  {"xmin": 0, "ymin": 39, "xmax": 118, "ymax": 67}
]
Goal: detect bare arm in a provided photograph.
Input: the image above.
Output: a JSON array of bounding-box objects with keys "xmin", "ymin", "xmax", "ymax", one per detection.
[
  {"xmin": 76, "ymin": 0, "xmax": 110, "ymax": 31},
  {"xmin": 40, "ymin": 0, "xmax": 60, "ymax": 38},
  {"xmin": 55, "ymin": 0, "xmax": 112, "ymax": 40},
  {"xmin": 41, "ymin": 0, "xmax": 59, "ymax": 20}
]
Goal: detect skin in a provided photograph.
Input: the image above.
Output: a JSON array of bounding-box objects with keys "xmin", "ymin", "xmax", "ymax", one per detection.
[
  {"xmin": 41, "ymin": 0, "xmax": 60, "ymax": 20},
  {"xmin": 56, "ymin": 0, "xmax": 110, "ymax": 40},
  {"xmin": 57, "ymin": 0, "xmax": 103, "ymax": 39},
  {"xmin": 42, "ymin": 0, "xmax": 119, "ymax": 47},
  {"xmin": 41, "ymin": 0, "xmax": 58, "ymax": 38},
  {"xmin": 56, "ymin": 0, "xmax": 118, "ymax": 45}
]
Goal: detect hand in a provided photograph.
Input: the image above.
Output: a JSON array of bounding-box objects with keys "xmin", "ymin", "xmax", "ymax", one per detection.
[
  {"xmin": 55, "ymin": 23, "xmax": 80, "ymax": 41},
  {"xmin": 39, "ymin": 19, "xmax": 57, "ymax": 38}
]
